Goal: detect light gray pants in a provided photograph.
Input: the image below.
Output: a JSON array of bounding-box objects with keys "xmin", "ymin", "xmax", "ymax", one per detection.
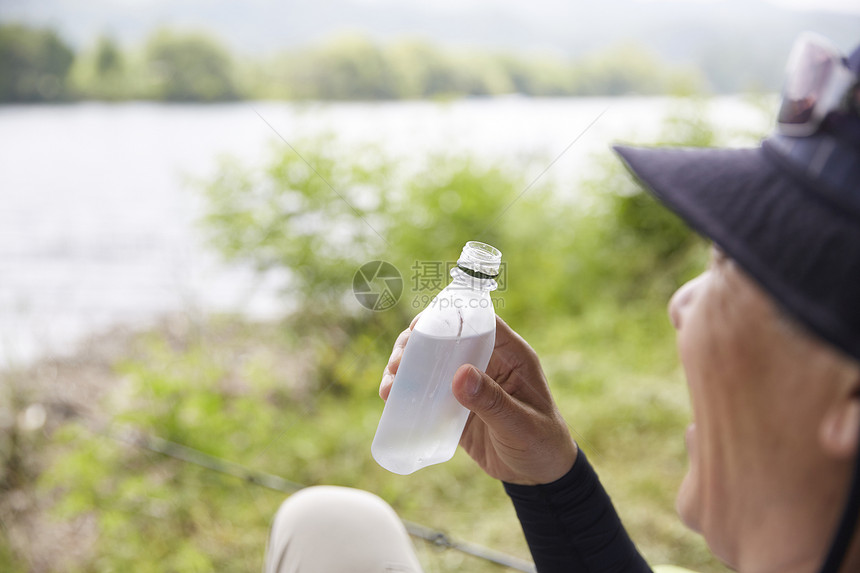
[{"xmin": 264, "ymin": 486, "xmax": 424, "ymax": 573}]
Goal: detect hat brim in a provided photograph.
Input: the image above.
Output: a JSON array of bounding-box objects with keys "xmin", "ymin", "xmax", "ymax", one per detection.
[{"xmin": 613, "ymin": 144, "xmax": 860, "ymax": 362}]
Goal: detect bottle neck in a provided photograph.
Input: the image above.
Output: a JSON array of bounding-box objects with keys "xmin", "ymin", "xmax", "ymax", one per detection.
[{"xmin": 450, "ymin": 267, "xmax": 498, "ymax": 292}]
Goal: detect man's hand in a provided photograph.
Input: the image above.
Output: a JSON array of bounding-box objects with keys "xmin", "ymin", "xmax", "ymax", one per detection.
[{"xmin": 380, "ymin": 315, "xmax": 577, "ymax": 485}]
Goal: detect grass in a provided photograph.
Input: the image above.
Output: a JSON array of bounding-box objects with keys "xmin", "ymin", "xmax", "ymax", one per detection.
[{"xmin": 0, "ymin": 298, "xmax": 729, "ymax": 572}]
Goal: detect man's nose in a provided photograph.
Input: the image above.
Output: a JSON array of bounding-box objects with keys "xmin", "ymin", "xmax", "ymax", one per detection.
[{"xmin": 668, "ymin": 273, "xmax": 705, "ymax": 330}]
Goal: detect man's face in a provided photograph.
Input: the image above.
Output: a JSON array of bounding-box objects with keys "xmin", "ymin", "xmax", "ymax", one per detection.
[{"xmin": 668, "ymin": 247, "xmax": 849, "ymax": 567}]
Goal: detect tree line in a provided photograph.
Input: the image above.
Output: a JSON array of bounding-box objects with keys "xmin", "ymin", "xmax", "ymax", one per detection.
[{"xmin": 0, "ymin": 23, "xmax": 704, "ymax": 103}]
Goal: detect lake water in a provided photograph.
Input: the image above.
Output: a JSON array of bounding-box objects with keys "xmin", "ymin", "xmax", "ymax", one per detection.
[{"xmin": 0, "ymin": 96, "xmax": 772, "ymax": 367}]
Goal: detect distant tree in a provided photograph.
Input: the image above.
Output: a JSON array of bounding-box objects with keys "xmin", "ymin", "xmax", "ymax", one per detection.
[
  {"xmin": 144, "ymin": 29, "xmax": 238, "ymax": 102},
  {"xmin": 94, "ymin": 35, "xmax": 123, "ymax": 78},
  {"xmin": 571, "ymin": 43, "xmax": 669, "ymax": 96},
  {"xmin": 495, "ymin": 54, "xmax": 574, "ymax": 96},
  {"xmin": 386, "ymin": 40, "xmax": 463, "ymax": 98},
  {"xmin": 68, "ymin": 34, "xmax": 131, "ymax": 100},
  {"xmin": 285, "ymin": 34, "xmax": 397, "ymax": 100},
  {"xmin": 0, "ymin": 23, "xmax": 75, "ymax": 102}
]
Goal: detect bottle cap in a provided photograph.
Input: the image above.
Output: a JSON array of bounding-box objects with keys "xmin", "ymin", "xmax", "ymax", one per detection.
[{"xmin": 457, "ymin": 241, "xmax": 502, "ymax": 279}]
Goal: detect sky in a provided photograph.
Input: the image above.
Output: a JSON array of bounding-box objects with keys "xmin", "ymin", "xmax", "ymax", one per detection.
[
  {"xmin": 349, "ymin": 0, "xmax": 860, "ymax": 15},
  {"xmin": 3, "ymin": 0, "xmax": 857, "ymax": 56},
  {"xmin": 761, "ymin": 0, "xmax": 860, "ymax": 12},
  {"xmin": 102, "ymin": 0, "xmax": 860, "ymax": 13}
]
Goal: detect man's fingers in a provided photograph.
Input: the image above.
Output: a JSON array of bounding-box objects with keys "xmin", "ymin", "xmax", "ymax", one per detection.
[
  {"xmin": 387, "ymin": 344, "xmax": 404, "ymax": 372},
  {"xmin": 379, "ymin": 372, "xmax": 394, "ymax": 401},
  {"xmin": 380, "ymin": 325, "xmax": 415, "ymax": 400},
  {"xmin": 452, "ymin": 364, "xmax": 522, "ymax": 428},
  {"xmin": 386, "ymin": 330, "xmax": 410, "ymax": 371},
  {"xmin": 379, "ymin": 346, "xmax": 402, "ymax": 400},
  {"xmin": 393, "ymin": 328, "xmax": 411, "ymax": 352},
  {"xmin": 410, "ymin": 313, "xmax": 422, "ymax": 329}
]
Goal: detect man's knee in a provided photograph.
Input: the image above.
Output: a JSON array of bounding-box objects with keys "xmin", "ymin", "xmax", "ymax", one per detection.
[
  {"xmin": 265, "ymin": 486, "xmax": 423, "ymax": 573},
  {"xmin": 271, "ymin": 486, "xmax": 400, "ymax": 537}
]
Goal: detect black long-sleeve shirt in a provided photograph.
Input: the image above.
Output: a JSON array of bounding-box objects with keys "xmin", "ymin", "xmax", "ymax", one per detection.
[{"xmin": 504, "ymin": 451, "xmax": 653, "ymax": 573}]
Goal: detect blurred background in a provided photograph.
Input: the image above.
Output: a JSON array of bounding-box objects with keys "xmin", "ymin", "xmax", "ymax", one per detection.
[{"xmin": 1, "ymin": 1, "xmax": 858, "ymax": 571}]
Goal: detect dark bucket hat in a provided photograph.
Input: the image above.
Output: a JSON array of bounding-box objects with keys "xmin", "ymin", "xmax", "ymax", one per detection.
[{"xmin": 614, "ymin": 38, "xmax": 860, "ymax": 364}]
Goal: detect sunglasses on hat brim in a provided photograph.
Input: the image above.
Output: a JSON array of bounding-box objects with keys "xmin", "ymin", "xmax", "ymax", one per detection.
[{"xmin": 777, "ymin": 32, "xmax": 860, "ymax": 138}]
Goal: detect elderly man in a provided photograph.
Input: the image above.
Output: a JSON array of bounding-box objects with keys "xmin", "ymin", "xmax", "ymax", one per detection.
[{"xmin": 264, "ymin": 33, "xmax": 860, "ymax": 573}]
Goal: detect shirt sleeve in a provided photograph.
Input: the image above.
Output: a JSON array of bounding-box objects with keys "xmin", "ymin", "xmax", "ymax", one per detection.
[{"xmin": 503, "ymin": 450, "xmax": 653, "ymax": 573}]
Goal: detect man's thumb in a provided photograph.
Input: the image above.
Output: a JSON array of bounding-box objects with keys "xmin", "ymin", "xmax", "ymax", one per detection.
[{"xmin": 452, "ymin": 364, "xmax": 513, "ymax": 420}]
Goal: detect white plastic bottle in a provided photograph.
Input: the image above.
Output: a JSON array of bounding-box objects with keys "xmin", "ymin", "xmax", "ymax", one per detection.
[{"xmin": 372, "ymin": 241, "xmax": 502, "ymax": 475}]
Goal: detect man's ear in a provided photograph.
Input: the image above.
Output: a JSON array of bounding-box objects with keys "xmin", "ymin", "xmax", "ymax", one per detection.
[{"xmin": 820, "ymin": 377, "xmax": 860, "ymax": 459}]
